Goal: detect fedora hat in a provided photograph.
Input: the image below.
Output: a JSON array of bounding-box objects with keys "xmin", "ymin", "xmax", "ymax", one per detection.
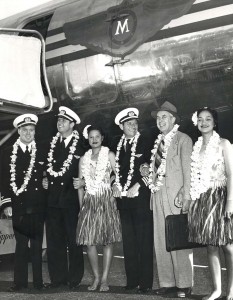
[{"xmin": 151, "ymin": 101, "xmax": 180, "ymax": 122}]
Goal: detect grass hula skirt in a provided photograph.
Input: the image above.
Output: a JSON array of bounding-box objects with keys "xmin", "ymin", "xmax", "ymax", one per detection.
[{"xmin": 188, "ymin": 186, "xmax": 233, "ymax": 246}]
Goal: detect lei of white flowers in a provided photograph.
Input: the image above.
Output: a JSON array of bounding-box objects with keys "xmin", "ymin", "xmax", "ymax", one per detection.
[
  {"xmin": 115, "ymin": 132, "xmax": 140, "ymax": 196},
  {"xmin": 47, "ymin": 130, "xmax": 79, "ymax": 177},
  {"xmin": 82, "ymin": 146, "xmax": 109, "ymax": 195},
  {"xmin": 10, "ymin": 138, "xmax": 37, "ymax": 196},
  {"xmin": 190, "ymin": 130, "xmax": 221, "ymax": 200},
  {"xmin": 148, "ymin": 124, "xmax": 179, "ymax": 193}
]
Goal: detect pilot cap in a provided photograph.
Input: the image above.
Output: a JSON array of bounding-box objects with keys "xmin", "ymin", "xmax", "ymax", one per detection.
[
  {"xmin": 13, "ymin": 114, "xmax": 38, "ymax": 128},
  {"xmin": 115, "ymin": 108, "xmax": 139, "ymax": 125},
  {"xmin": 57, "ymin": 106, "xmax": 81, "ymax": 124}
]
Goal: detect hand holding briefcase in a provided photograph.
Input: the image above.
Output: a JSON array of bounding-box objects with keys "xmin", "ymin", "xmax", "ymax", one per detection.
[{"xmin": 165, "ymin": 213, "xmax": 205, "ymax": 252}]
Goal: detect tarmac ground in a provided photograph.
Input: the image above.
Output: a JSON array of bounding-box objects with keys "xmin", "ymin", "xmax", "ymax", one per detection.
[{"xmin": 0, "ymin": 244, "xmax": 228, "ymax": 300}]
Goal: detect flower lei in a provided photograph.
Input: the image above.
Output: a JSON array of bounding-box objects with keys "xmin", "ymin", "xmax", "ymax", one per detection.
[
  {"xmin": 148, "ymin": 124, "xmax": 179, "ymax": 193},
  {"xmin": 82, "ymin": 146, "xmax": 109, "ymax": 195},
  {"xmin": 190, "ymin": 130, "xmax": 221, "ymax": 200},
  {"xmin": 10, "ymin": 138, "xmax": 37, "ymax": 196},
  {"xmin": 47, "ymin": 130, "xmax": 79, "ymax": 177},
  {"xmin": 115, "ymin": 132, "xmax": 140, "ymax": 196}
]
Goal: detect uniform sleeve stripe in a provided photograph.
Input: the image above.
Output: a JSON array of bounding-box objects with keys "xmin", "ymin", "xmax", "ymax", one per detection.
[{"xmin": 0, "ymin": 198, "xmax": 11, "ymax": 205}]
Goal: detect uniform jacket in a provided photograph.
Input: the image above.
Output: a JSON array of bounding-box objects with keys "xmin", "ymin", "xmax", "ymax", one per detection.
[
  {"xmin": 152, "ymin": 130, "xmax": 193, "ymax": 214},
  {"xmin": 114, "ymin": 133, "xmax": 152, "ymax": 210},
  {"xmin": 47, "ymin": 136, "xmax": 84, "ymax": 208},
  {"xmin": 0, "ymin": 143, "xmax": 47, "ymax": 215}
]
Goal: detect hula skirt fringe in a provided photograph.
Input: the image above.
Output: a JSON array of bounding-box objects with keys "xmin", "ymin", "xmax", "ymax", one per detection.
[
  {"xmin": 76, "ymin": 185, "xmax": 122, "ymax": 246},
  {"xmin": 188, "ymin": 186, "xmax": 233, "ymax": 246}
]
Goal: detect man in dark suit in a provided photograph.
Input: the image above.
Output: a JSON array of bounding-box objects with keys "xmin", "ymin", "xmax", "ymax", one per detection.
[
  {"xmin": 45, "ymin": 106, "xmax": 84, "ymax": 289},
  {"xmin": 0, "ymin": 114, "xmax": 47, "ymax": 291},
  {"xmin": 112, "ymin": 108, "xmax": 153, "ymax": 294}
]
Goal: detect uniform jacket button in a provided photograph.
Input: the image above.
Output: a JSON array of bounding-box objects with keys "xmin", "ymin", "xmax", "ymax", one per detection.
[
  {"xmin": 51, "ymin": 182, "xmax": 53, "ymax": 185},
  {"xmin": 61, "ymin": 182, "xmax": 64, "ymax": 185},
  {"xmin": 35, "ymin": 188, "xmax": 38, "ymax": 190}
]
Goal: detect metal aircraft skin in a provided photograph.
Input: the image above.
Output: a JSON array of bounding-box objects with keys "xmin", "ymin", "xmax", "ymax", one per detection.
[{"xmin": 0, "ymin": 0, "xmax": 233, "ymax": 145}]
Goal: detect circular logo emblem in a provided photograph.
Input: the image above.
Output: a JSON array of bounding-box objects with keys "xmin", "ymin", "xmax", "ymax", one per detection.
[{"xmin": 109, "ymin": 9, "xmax": 137, "ymax": 46}]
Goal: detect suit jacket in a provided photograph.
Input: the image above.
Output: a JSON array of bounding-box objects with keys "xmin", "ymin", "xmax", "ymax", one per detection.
[
  {"xmin": 114, "ymin": 133, "xmax": 151, "ymax": 210},
  {"xmin": 153, "ymin": 131, "xmax": 192, "ymax": 214},
  {"xmin": 47, "ymin": 136, "xmax": 84, "ymax": 208},
  {"xmin": 0, "ymin": 143, "xmax": 47, "ymax": 215}
]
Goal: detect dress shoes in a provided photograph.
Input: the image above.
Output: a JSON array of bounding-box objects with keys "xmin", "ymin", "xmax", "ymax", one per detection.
[
  {"xmin": 155, "ymin": 286, "xmax": 178, "ymax": 295},
  {"xmin": 124, "ymin": 285, "xmax": 139, "ymax": 291},
  {"xmin": 137, "ymin": 287, "xmax": 152, "ymax": 294},
  {"xmin": 177, "ymin": 287, "xmax": 192, "ymax": 298},
  {"xmin": 34, "ymin": 283, "xmax": 48, "ymax": 291},
  {"xmin": 68, "ymin": 282, "xmax": 80, "ymax": 290},
  {"xmin": 7, "ymin": 284, "xmax": 27, "ymax": 292},
  {"xmin": 46, "ymin": 282, "xmax": 67, "ymax": 289}
]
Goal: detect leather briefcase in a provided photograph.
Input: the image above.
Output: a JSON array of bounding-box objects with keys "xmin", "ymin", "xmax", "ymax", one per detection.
[{"xmin": 165, "ymin": 213, "xmax": 205, "ymax": 252}]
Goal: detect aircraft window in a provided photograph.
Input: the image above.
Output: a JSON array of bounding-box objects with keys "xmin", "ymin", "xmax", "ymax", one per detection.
[
  {"xmin": 63, "ymin": 55, "xmax": 118, "ymax": 106},
  {"xmin": 23, "ymin": 15, "xmax": 52, "ymax": 39}
]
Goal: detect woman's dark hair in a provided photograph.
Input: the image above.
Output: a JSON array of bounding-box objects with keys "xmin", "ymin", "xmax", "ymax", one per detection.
[
  {"xmin": 87, "ymin": 125, "xmax": 105, "ymax": 137},
  {"xmin": 197, "ymin": 107, "xmax": 219, "ymax": 132}
]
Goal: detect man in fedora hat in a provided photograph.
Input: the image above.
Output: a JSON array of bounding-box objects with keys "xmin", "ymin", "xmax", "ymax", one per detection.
[
  {"xmin": 112, "ymin": 108, "xmax": 154, "ymax": 294},
  {"xmin": 44, "ymin": 106, "xmax": 84, "ymax": 289},
  {"xmin": 0, "ymin": 114, "xmax": 47, "ymax": 291},
  {"xmin": 148, "ymin": 101, "xmax": 193, "ymax": 297}
]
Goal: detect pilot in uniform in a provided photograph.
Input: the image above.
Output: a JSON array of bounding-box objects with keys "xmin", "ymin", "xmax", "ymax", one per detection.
[
  {"xmin": 0, "ymin": 114, "xmax": 47, "ymax": 291},
  {"xmin": 112, "ymin": 108, "xmax": 154, "ymax": 293},
  {"xmin": 45, "ymin": 106, "xmax": 84, "ymax": 289}
]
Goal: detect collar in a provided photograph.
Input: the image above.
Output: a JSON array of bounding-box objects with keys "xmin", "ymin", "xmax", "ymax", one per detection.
[
  {"xmin": 164, "ymin": 127, "xmax": 177, "ymax": 141},
  {"xmin": 60, "ymin": 133, "xmax": 73, "ymax": 147},
  {"xmin": 19, "ymin": 141, "xmax": 33, "ymax": 152},
  {"xmin": 124, "ymin": 131, "xmax": 139, "ymax": 145}
]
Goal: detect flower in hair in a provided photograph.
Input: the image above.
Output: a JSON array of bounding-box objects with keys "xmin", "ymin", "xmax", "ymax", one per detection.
[
  {"xmin": 83, "ymin": 125, "xmax": 91, "ymax": 139},
  {"xmin": 192, "ymin": 111, "xmax": 198, "ymax": 126}
]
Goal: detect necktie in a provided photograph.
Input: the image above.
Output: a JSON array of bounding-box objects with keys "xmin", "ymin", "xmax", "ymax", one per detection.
[
  {"xmin": 60, "ymin": 139, "xmax": 65, "ymax": 151},
  {"xmin": 154, "ymin": 139, "xmax": 165, "ymax": 174},
  {"xmin": 124, "ymin": 139, "xmax": 129, "ymax": 152},
  {"xmin": 25, "ymin": 145, "xmax": 30, "ymax": 155}
]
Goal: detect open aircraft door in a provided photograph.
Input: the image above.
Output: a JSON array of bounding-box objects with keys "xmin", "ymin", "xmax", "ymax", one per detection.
[
  {"xmin": 0, "ymin": 29, "xmax": 51, "ymax": 254},
  {"xmin": 0, "ymin": 28, "xmax": 53, "ymax": 146},
  {"xmin": 0, "ymin": 28, "xmax": 53, "ymax": 114}
]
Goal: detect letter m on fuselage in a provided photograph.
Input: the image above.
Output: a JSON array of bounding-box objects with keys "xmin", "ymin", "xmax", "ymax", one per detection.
[{"xmin": 115, "ymin": 19, "xmax": 130, "ymax": 35}]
